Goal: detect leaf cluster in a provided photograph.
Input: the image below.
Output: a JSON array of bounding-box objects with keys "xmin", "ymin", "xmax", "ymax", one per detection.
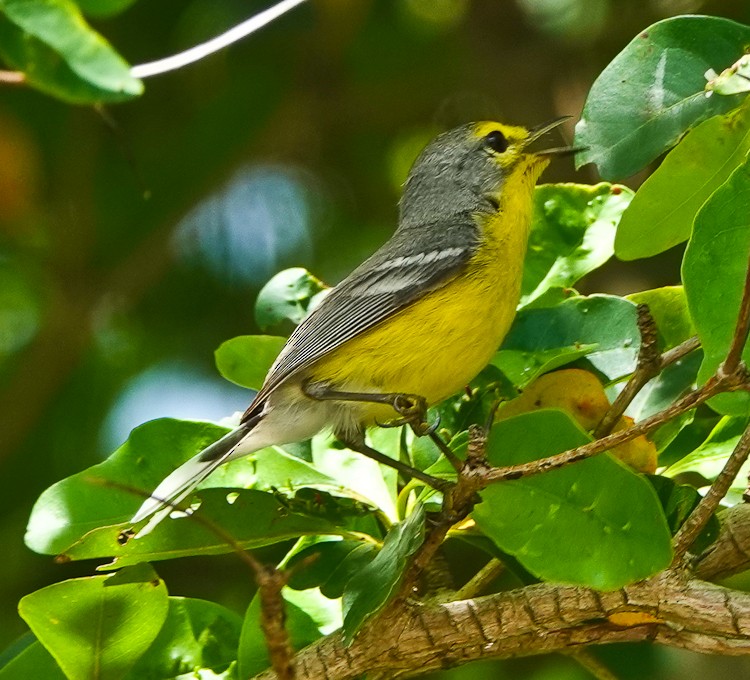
[{"xmin": 4, "ymin": 10, "xmax": 750, "ymax": 680}]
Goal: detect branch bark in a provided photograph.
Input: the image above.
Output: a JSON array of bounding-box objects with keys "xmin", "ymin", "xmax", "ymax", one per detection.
[{"xmin": 253, "ymin": 570, "xmax": 750, "ymax": 680}]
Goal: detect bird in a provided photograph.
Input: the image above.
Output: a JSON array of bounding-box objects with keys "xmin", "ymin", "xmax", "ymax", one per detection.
[{"xmin": 130, "ymin": 118, "xmax": 578, "ymax": 535}]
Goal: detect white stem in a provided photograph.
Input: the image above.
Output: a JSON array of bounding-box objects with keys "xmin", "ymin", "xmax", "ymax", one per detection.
[{"xmin": 130, "ymin": 0, "xmax": 308, "ymax": 79}]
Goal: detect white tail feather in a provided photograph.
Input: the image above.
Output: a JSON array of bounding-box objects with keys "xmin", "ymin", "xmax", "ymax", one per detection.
[{"xmin": 130, "ymin": 425, "xmax": 249, "ymax": 535}]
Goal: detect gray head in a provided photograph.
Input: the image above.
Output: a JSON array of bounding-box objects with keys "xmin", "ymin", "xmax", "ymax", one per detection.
[{"xmin": 398, "ymin": 121, "xmax": 554, "ymax": 229}]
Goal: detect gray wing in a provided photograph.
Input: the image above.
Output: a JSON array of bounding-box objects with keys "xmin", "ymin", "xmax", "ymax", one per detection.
[{"xmin": 243, "ymin": 214, "xmax": 479, "ymax": 420}]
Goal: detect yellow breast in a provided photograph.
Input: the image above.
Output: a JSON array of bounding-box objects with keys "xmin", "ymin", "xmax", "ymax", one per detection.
[{"xmin": 308, "ymin": 206, "xmax": 532, "ymax": 424}]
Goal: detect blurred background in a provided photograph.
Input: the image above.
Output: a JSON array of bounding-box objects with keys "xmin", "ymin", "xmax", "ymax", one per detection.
[{"xmin": 2, "ymin": 1, "xmax": 749, "ymax": 677}]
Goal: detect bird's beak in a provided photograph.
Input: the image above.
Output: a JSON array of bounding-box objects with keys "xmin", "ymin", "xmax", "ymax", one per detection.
[{"xmin": 527, "ymin": 116, "xmax": 586, "ymax": 157}]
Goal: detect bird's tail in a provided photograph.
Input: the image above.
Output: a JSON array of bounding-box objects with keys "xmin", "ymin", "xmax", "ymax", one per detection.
[{"xmin": 130, "ymin": 424, "xmax": 251, "ymax": 536}]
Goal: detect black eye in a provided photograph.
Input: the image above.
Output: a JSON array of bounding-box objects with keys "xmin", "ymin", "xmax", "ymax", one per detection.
[{"xmin": 484, "ymin": 130, "xmax": 508, "ymax": 153}]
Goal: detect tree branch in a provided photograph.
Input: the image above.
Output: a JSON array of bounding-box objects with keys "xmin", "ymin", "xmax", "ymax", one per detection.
[
  {"xmin": 252, "ymin": 571, "xmax": 750, "ymax": 679},
  {"xmin": 673, "ymin": 423, "xmax": 750, "ymax": 563},
  {"xmin": 594, "ymin": 304, "xmax": 662, "ymax": 438},
  {"xmin": 483, "ymin": 365, "xmax": 748, "ymax": 485}
]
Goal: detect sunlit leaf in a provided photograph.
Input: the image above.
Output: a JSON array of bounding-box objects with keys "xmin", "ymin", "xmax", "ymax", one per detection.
[
  {"xmin": 492, "ymin": 343, "xmax": 597, "ymax": 389},
  {"xmin": 473, "ymin": 410, "xmax": 672, "ymax": 590},
  {"xmin": 59, "ymin": 488, "xmax": 346, "ymax": 566},
  {"xmin": 665, "ymin": 415, "xmax": 750, "ymax": 489},
  {"xmin": 0, "ymin": 0, "xmax": 142, "ymax": 103},
  {"xmin": 73, "ymin": 0, "xmax": 137, "ymax": 18},
  {"xmin": 575, "ymin": 15, "xmax": 750, "ymax": 179},
  {"xmin": 19, "ymin": 566, "xmax": 169, "ymax": 680},
  {"xmin": 683, "ymin": 157, "xmax": 750, "ymax": 415},
  {"xmin": 616, "ymin": 102, "xmax": 750, "ymax": 259},
  {"xmin": 342, "ymin": 504, "xmax": 425, "ymax": 643},
  {"xmin": 627, "ymin": 286, "xmax": 696, "ymax": 351},
  {"xmin": 26, "ymin": 418, "xmax": 231, "ymax": 555},
  {"xmin": 522, "ymin": 183, "xmax": 632, "ymax": 305},
  {"xmin": 0, "ymin": 639, "xmax": 65, "ymax": 680}
]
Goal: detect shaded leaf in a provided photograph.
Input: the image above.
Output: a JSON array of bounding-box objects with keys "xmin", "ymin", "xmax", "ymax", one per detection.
[
  {"xmin": 18, "ymin": 566, "xmax": 168, "ymax": 680},
  {"xmin": 0, "ymin": 639, "xmax": 65, "ymax": 680},
  {"xmin": 342, "ymin": 504, "xmax": 425, "ymax": 643},
  {"xmin": 286, "ymin": 539, "xmax": 379, "ymax": 598},
  {"xmin": 255, "ymin": 268, "xmax": 328, "ymax": 331},
  {"xmin": 616, "ymin": 102, "xmax": 750, "ymax": 259},
  {"xmin": 0, "ymin": 0, "xmax": 142, "ymax": 103},
  {"xmin": 521, "ymin": 183, "xmax": 632, "ymax": 305},
  {"xmin": 647, "ymin": 475, "xmax": 719, "ymax": 553},
  {"xmin": 502, "ymin": 295, "xmax": 639, "ymax": 381},
  {"xmin": 214, "ymin": 335, "xmax": 286, "ymax": 389},
  {"xmin": 683, "ymin": 158, "xmax": 750, "ymax": 415},
  {"xmin": 473, "ymin": 410, "xmax": 672, "ymax": 590},
  {"xmin": 575, "ymin": 15, "xmax": 750, "ymax": 179},
  {"xmin": 125, "ymin": 597, "xmax": 242, "ymax": 680}
]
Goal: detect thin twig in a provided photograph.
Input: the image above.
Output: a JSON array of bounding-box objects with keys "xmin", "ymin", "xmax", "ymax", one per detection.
[
  {"xmin": 568, "ymin": 650, "xmax": 621, "ymax": 680},
  {"xmin": 484, "ymin": 366, "xmax": 748, "ymax": 485},
  {"xmin": 0, "ymin": 70, "xmax": 25, "ymax": 84},
  {"xmin": 672, "ymin": 423, "xmax": 750, "ymax": 563},
  {"xmin": 595, "ymin": 304, "xmax": 662, "ymax": 438},
  {"xmin": 85, "ymin": 478, "xmax": 298, "ymax": 678},
  {"xmin": 130, "ymin": 0, "xmax": 308, "ymax": 78},
  {"xmin": 721, "ymin": 251, "xmax": 750, "ymax": 375},
  {"xmin": 454, "ymin": 558, "xmax": 504, "ymax": 600}
]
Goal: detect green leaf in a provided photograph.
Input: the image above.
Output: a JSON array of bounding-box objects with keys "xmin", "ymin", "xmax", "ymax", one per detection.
[
  {"xmin": 125, "ymin": 597, "xmax": 242, "ymax": 680},
  {"xmin": 665, "ymin": 415, "xmax": 750, "ymax": 488},
  {"xmin": 312, "ymin": 430, "xmax": 398, "ymax": 522},
  {"xmin": 214, "ymin": 335, "xmax": 286, "ymax": 389},
  {"xmin": 575, "ymin": 15, "xmax": 750, "ymax": 179},
  {"xmin": 502, "ymin": 295, "xmax": 639, "ymax": 381},
  {"xmin": 521, "ymin": 183, "xmax": 632, "ymax": 305},
  {"xmin": 647, "ymin": 475, "xmax": 719, "ymax": 553},
  {"xmin": 473, "ymin": 410, "xmax": 672, "ymax": 590},
  {"xmin": 58, "ymin": 488, "xmax": 346, "ymax": 566},
  {"xmin": 0, "ymin": 640, "xmax": 65, "ymax": 680},
  {"xmin": 255, "ymin": 268, "xmax": 328, "ymax": 331},
  {"xmin": 286, "ymin": 538, "xmax": 379, "ymax": 597},
  {"xmin": 627, "ymin": 286, "xmax": 696, "ymax": 351},
  {"xmin": 239, "ymin": 587, "xmax": 341, "ymax": 678},
  {"xmin": 342, "ymin": 504, "xmax": 425, "ymax": 643},
  {"xmin": 491, "ymin": 343, "xmax": 598, "ymax": 390},
  {"xmin": 683, "ymin": 158, "xmax": 750, "ymax": 415},
  {"xmin": 0, "ymin": 0, "xmax": 142, "ymax": 104},
  {"xmin": 26, "ymin": 418, "xmax": 230, "ymax": 555},
  {"xmin": 18, "ymin": 566, "xmax": 169, "ymax": 680},
  {"xmin": 615, "ymin": 102, "xmax": 750, "ymax": 259},
  {"xmin": 626, "ymin": 351, "xmax": 702, "ymax": 452}
]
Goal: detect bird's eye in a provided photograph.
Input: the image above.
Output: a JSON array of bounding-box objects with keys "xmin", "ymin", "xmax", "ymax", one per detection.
[{"xmin": 484, "ymin": 130, "xmax": 509, "ymax": 153}]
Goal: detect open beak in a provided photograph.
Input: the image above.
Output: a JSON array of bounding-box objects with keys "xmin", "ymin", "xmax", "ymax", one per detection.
[{"xmin": 527, "ymin": 115, "xmax": 586, "ymax": 158}]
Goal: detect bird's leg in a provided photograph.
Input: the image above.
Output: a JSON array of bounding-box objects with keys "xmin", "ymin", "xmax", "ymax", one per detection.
[
  {"xmin": 302, "ymin": 381, "xmax": 435, "ymax": 435},
  {"xmin": 337, "ymin": 431, "xmax": 453, "ymax": 493},
  {"xmin": 303, "ymin": 381, "xmax": 451, "ymax": 491}
]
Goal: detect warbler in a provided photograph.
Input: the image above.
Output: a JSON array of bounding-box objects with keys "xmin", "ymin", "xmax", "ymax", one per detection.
[{"xmin": 131, "ymin": 119, "xmax": 577, "ymax": 533}]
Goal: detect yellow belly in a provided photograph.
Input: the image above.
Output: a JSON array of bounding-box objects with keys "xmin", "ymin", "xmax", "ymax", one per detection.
[{"xmin": 307, "ymin": 213, "xmax": 528, "ymax": 424}]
